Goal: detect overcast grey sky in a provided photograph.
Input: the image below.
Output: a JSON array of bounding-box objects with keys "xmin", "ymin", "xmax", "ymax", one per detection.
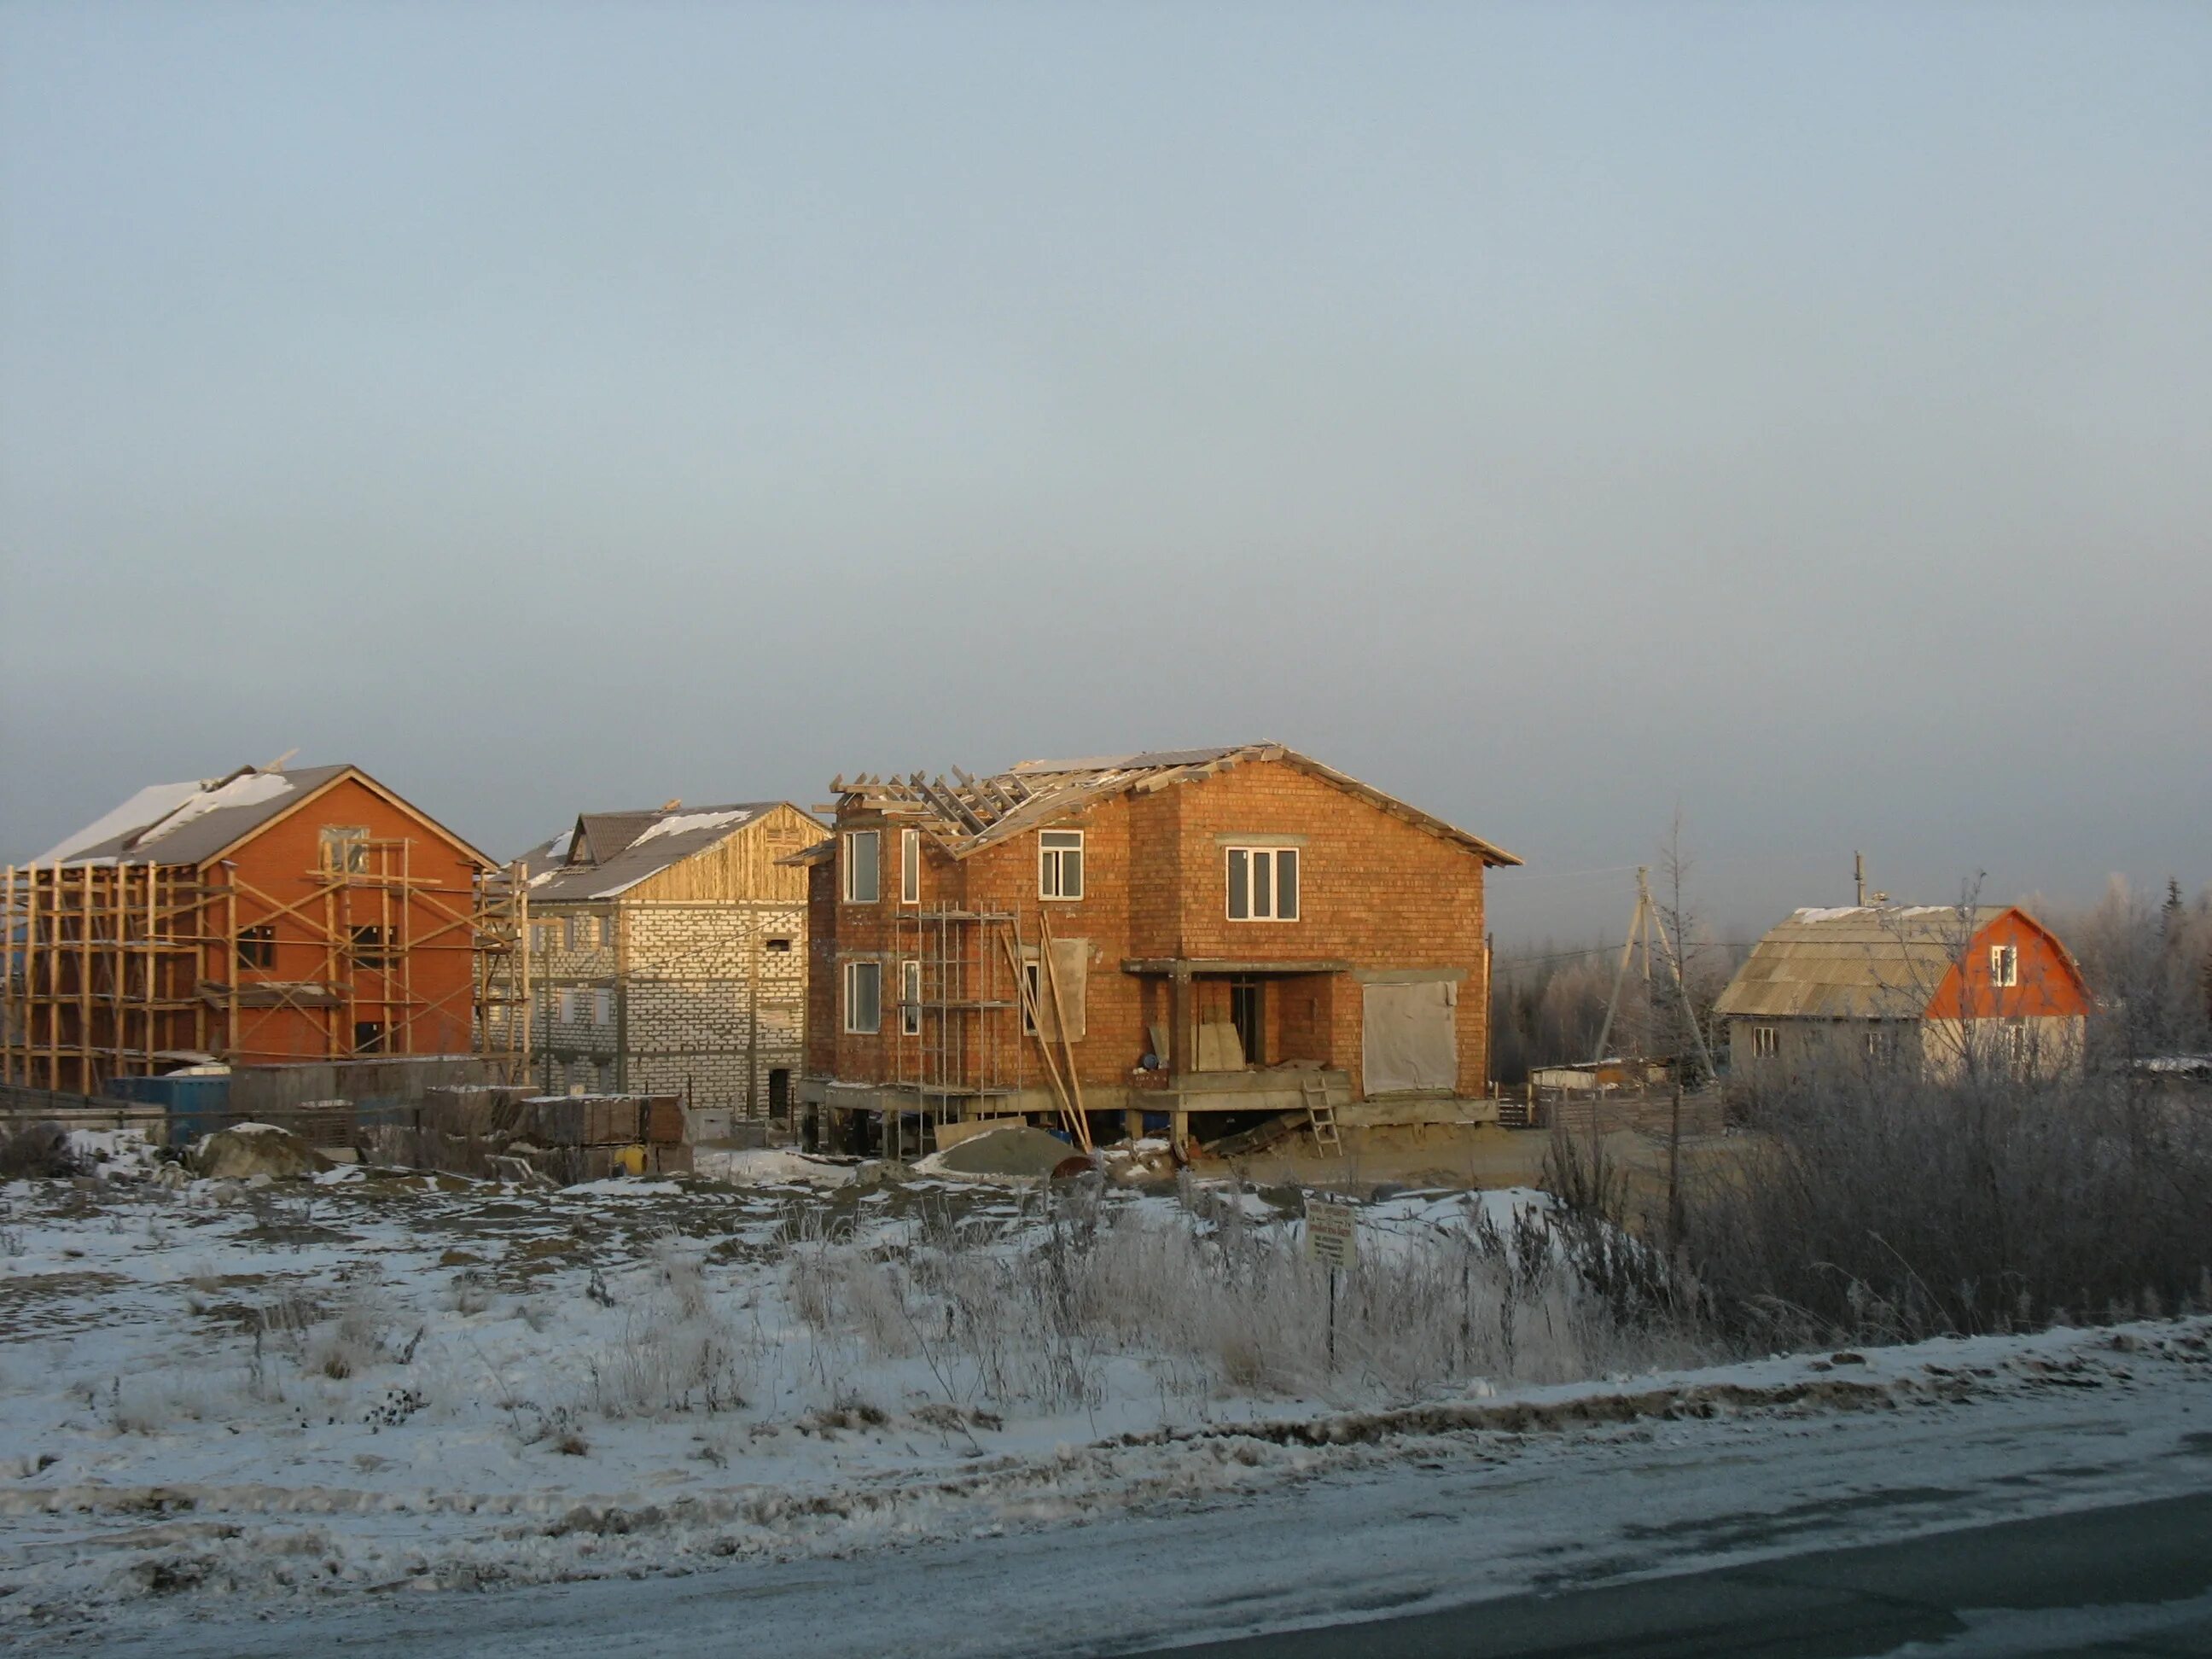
[{"xmin": 3, "ymin": 2, "xmax": 2206, "ymax": 941}]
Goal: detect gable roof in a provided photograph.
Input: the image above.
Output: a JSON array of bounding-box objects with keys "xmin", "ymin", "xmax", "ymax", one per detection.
[
  {"xmin": 1714, "ymin": 905, "xmax": 2029, "ymax": 1021},
  {"xmin": 27, "ymin": 764, "xmax": 492, "ymax": 870},
  {"xmin": 813, "ymin": 742, "xmax": 1520, "ymax": 865},
  {"xmin": 515, "ymin": 801, "xmax": 799, "ymax": 902}
]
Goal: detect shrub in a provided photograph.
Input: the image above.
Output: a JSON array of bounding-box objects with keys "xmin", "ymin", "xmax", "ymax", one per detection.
[{"xmin": 1668, "ymin": 1070, "xmax": 2212, "ymax": 1348}]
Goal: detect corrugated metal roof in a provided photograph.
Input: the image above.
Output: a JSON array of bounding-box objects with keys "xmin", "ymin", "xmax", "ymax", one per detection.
[
  {"xmin": 822, "ymin": 742, "xmax": 1520, "ymax": 865},
  {"xmin": 516, "ymin": 801, "xmax": 795, "ymax": 902},
  {"xmin": 32, "ymin": 765, "xmax": 355, "ymax": 867},
  {"xmin": 1714, "ymin": 905, "xmax": 2008, "ymax": 1021}
]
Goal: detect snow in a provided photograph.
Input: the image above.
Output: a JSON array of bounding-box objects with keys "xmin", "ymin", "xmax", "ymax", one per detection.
[
  {"xmin": 32, "ymin": 782, "xmax": 207, "ymax": 864},
  {"xmin": 545, "ymin": 830, "xmax": 573, "ymax": 861},
  {"xmin": 2, "ymin": 1168, "xmax": 2205, "ymax": 1649},
  {"xmin": 627, "ymin": 810, "xmax": 754, "ymax": 848},
  {"xmin": 691, "ymin": 1149, "xmax": 859, "ymax": 1186},
  {"xmin": 128, "ymin": 771, "xmax": 295, "ymax": 850}
]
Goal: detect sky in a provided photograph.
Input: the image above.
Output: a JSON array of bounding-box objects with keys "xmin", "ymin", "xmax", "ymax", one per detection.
[{"xmin": 3, "ymin": 2, "xmax": 2207, "ymax": 945}]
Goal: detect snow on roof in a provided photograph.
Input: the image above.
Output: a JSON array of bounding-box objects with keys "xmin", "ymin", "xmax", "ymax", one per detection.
[
  {"xmin": 30, "ymin": 767, "xmax": 337, "ymax": 867},
  {"xmin": 1716, "ymin": 905, "xmax": 2041, "ymax": 1021},
  {"xmin": 628, "ymin": 808, "xmax": 754, "ymax": 847},
  {"xmin": 515, "ymin": 800, "xmax": 803, "ymax": 903},
  {"xmin": 132, "ymin": 771, "xmax": 295, "ymax": 847},
  {"xmin": 32, "ymin": 781, "xmax": 207, "ymax": 864}
]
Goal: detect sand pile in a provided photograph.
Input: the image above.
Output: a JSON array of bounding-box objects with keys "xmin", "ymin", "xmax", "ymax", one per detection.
[
  {"xmin": 917, "ymin": 1125, "xmax": 1080, "ymax": 1179},
  {"xmin": 191, "ymin": 1123, "xmax": 331, "ymax": 1179}
]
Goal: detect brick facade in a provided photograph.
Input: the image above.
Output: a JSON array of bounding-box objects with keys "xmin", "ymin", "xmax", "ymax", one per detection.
[{"xmin": 803, "ymin": 753, "xmax": 1513, "ymax": 1135}]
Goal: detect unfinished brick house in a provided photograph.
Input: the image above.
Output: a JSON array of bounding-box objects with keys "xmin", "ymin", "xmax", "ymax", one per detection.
[
  {"xmin": 502, "ymin": 801, "xmax": 819, "ymax": 1116},
  {"xmin": 3, "ymin": 762, "xmax": 519, "ymax": 1094},
  {"xmin": 790, "ymin": 744, "xmax": 1520, "ymax": 1155}
]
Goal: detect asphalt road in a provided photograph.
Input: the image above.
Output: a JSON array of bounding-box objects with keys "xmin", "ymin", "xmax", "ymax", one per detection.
[{"xmin": 1161, "ymin": 1492, "xmax": 2212, "ymax": 1657}]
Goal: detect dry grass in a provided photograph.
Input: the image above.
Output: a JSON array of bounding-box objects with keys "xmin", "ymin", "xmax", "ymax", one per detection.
[{"xmin": 1618, "ymin": 1071, "xmax": 2212, "ymax": 1348}]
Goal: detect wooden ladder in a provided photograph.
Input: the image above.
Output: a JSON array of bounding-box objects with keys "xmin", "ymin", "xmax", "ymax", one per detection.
[{"xmin": 1302, "ymin": 1075, "xmax": 1344, "ymax": 1157}]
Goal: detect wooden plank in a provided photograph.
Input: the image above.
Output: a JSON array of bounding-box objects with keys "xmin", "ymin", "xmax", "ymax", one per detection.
[
  {"xmin": 1000, "ymin": 931, "xmax": 1078, "ymax": 1138},
  {"xmin": 1037, "ymin": 911, "xmax": 1091, "ymax": 1151}
]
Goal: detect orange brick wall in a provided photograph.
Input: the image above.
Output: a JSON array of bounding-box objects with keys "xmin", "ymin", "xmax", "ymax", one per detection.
[{"xmin": 211, "ymin": 775, "xmax": 489, "ymax": 1062}]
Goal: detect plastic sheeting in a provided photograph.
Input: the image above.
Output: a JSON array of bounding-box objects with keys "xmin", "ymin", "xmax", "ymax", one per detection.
[{"xmin": 1361, "ymin": 980, "xmax": 1457, "ymax": 1093}]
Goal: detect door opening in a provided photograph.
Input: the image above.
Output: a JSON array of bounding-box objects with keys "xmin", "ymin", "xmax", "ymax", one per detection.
[{"xmin": 1229, "ymin": 980, "xmax": 1264, "ymax": 1068}]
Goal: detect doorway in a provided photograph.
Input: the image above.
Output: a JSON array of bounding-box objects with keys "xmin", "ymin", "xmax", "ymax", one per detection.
[
  {"xmin": 1229, "ymin": 980, "xmax": 1264, "ymax": 1068},
  {"xmin": 767, "ymin": 1068, "xmax": 791, "ymax": 1121}
]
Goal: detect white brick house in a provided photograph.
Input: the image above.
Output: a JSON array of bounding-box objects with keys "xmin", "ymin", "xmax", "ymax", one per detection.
[{"xmin": 496, "ymin": 801, "xmax": 819, "ymax": 1116}]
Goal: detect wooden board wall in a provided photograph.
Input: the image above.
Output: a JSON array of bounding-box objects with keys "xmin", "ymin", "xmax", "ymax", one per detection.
[{"xmin": 623, "ymin": 804, "xmax": 822, "ymax": 905}]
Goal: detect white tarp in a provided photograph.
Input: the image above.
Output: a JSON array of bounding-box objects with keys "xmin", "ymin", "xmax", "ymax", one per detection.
[{"xmin": 1361, "ymin": 980, "xmax": 1458, "ymax": 1094}]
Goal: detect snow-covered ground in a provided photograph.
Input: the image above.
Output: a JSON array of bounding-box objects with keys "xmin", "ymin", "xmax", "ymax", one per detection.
[{"xmin": 3, "ymin": 1146, "xmax": 2208, "ymax": 1651}]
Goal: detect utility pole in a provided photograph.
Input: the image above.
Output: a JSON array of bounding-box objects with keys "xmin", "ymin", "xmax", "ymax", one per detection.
[
  {"xmin": 1591, "ymin": 869, "xmax": 1650, "ymax": 1067},
  {"xmin": 1855, "ymin": 851, "xmax": 1865, "ymax": 907}
]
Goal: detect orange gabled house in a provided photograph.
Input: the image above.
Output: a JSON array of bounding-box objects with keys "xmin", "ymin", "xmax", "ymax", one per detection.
[
  {"xmin": 3, "ymin": 763, "xmax": 519, "ymax": 1094},
  {"xmin": 1714, "ymin": 904, "xmax": 2092, "ymax": 1082}
]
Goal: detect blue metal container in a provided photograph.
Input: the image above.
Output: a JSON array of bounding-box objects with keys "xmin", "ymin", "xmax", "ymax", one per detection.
[{"xmin": 106, "ymin": 1074, "xmax": 233, "ymax": 1145}]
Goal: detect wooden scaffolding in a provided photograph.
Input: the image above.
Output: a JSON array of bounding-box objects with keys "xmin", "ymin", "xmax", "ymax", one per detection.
[
  {"xmin": 888, "ymin": 905, "xmax": 1020, "ymax": 1158},
  {"xmin": 2, "ymin": 844, "xmax": 529, "ymax": 1096}
]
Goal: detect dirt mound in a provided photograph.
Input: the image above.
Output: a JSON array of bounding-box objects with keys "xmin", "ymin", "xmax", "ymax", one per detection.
[
  {"xmin": 923, "ymin": 1125, "xmax": 1081, "ymax": 1179},
  {"xmin": 191, "ymin": 1123, "xmax": 332, "ymax": 1180}
]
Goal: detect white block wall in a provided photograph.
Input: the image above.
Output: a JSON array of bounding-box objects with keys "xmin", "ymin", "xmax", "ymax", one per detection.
[{"xmin": 492, "ymin": 902, "xmax": 806, "ymax": 1114}]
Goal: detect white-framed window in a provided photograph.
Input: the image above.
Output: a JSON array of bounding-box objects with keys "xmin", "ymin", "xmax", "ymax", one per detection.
[
  {"xmin": 1039, "ymin": 830, "xmax": 1084, "ymax": 900},
  {"xmin": 844, "ymin": 960, "xmax": 882, "ymax": 1033},
  {"xmin": 1751, "ymin": 1025, "xmax": 1779, "ymax": 1058},
  {"xmin": 592, "ymin": 989, "xmax": 613, "ymax": 1027},
  {"xmin": 843, "ymin": 830, "xmax": 881, "ymax": 904},
  {"xmin": 900, "ymin": 829, "xmax": 921, "ymax": 905},
  {"xmin": 1989, "ymin": 944, "xmax": 2019, "ymax": 988},
  {"xmin": 900, "ymin": 959, "xmax": 922, "ymax": 1036},
  {"xmin": 1225, "ymin": 846, "xmax": 1300, "ymax": 921}
]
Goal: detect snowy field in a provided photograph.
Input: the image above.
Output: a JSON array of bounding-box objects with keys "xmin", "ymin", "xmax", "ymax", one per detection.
[{"xmin": 4, "ymin": 1137, "xmax": 2209, "ymax": 1650}]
